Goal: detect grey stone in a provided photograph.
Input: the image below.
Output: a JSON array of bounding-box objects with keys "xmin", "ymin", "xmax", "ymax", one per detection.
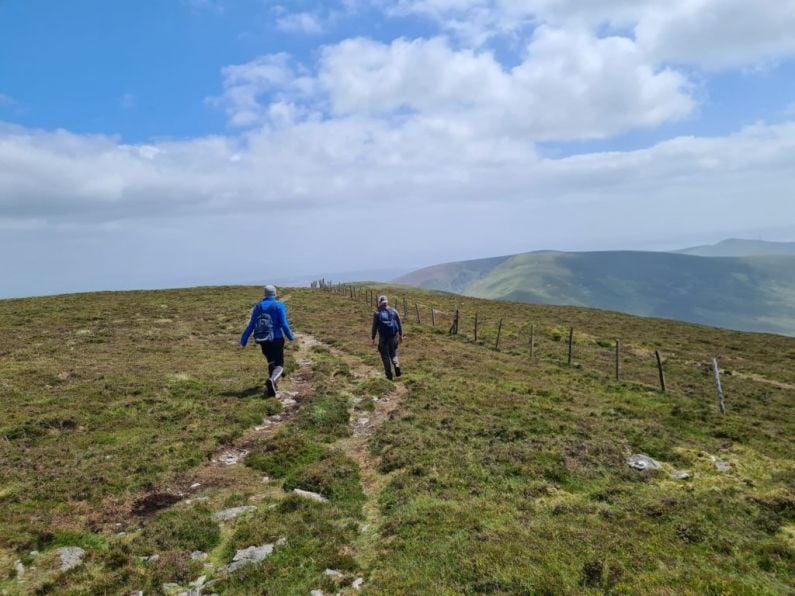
[
  {"xmin": 627, "ymin": 454, "xmax": 661, "ymax": 471},
  {"xmin": 224, "ymin": 543, "xmax": 275, "ymax": 573},
  {"xmin": 140, "ymin": 554, "xmax": 160, "ymax": 563},
  {"xmin": 162, "ymin": 583, "xmax": 183, "ymax": 594},
  {"xmin": 294, "ymin": 489, "xmax": 328, "ymax": 503},
  {"xmin": 352, "ymin": 577, "xmax": 365, "ymax": 590},
  {"xmin": 715, "ymin": 459, "xmax": 732, "ymax": 473},
  {"xmin": 276, "ymin": 537, "xmax": 287, "ymax": 547},
  {"xmin": 324, "ymin": 569, "xmax": 344, "ymax": 578},
  {"xmin": 671, "ymin": 470, "xmax": 691, "ymax": 480},
  {"xmin": 212, "ymin": 505, "xmax": 256, "ymax": 522},
  {"xmin": 311, "ymin": 591, "xmax": 324, "ymax": 596},
  {"xmin": 281, "ymin": 398, "xmax": 298, "ymax": 407},
  {"xmin": 58, "ymin": 546, "xmax": 86, "ymax": 571},
  {"xmin": 14, "ymin": 560, "xmax": 24, "ymax": 579},
  {"xmin": 191, "ymin": 551, "xmax": 208, "ymax": 561}
]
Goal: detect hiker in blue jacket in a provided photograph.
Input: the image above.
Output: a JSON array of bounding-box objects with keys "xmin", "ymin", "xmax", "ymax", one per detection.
[
  {"xmin": 240, "ymin": 285, "xmax": 294, "ymax": 397},
  {"xmin": 371, "ymin": 295, "xmax": 403, "ymax": 380}
]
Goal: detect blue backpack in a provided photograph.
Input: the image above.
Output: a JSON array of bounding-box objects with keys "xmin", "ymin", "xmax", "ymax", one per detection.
[
  {"xmin": 253, "ymin": 302, "xmax": 276, "ymax": 344},
  {"xmin": 377, "ymin": 308, "xmax": 398, "ymax": 338}
]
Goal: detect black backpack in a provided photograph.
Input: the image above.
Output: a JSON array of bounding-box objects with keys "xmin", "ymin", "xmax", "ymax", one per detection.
[{"xmin": 253, "ymin": 302, "xmax": 276, "ymax": 344}]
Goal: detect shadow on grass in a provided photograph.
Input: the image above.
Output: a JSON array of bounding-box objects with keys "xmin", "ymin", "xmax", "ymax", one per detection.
[{"xmin": 220, "ymin": 386, "xmax": 264, "ymax": 398}]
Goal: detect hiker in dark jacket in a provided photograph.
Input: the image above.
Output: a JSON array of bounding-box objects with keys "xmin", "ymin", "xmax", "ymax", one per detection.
[
  {"xmin": 240, "ymin": 285, "xmax": 294, "ymax": 397},
  {"xmin": 371, "ymin": 295, "xmax": 403, "ymax": 380}
]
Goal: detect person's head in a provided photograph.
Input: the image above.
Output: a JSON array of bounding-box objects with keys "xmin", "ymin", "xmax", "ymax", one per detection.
[
  {"xmin": 264, "ymin": 284, "xmax": 277, "ymax": 298},
  {"xmin": 378, "ymin": 295, "xmax": 388, "ymax": 309}
]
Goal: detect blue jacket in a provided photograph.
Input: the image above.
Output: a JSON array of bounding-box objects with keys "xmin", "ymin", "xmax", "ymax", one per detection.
[{"xmin": 240, "ymin": 298, "xmax": 294, "ymax": 345}]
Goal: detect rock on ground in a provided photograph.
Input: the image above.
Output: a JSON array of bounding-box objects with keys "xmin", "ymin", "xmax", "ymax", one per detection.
[
  {"xmin": 57, "ymin": 546, "xmax": 86, "ymax": 571},
  {"xmin": 224, "ymin": 544, "xmax": 275, "ymax": 573},
  {"xmin": 293, "ymin": 488, "xmax": 328, "ymax": 503},
  {"xmin": 212, "ymin": 505, "xmax": 256, "ymax": 522},
  {"xmin": 627, "ymin": 454, "xmax": 661, "ymax": 471}
]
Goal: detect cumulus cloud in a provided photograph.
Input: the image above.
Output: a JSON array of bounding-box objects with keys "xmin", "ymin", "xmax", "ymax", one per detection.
[
  {"xmin": 636, "ymin": 0, "xmax": 795, "ymax": 69},
  {"xmin": 216, "ymin": 31, "xmax": 693, "ymax": 141},
  {"xmin": 379, "ymin": 0, "xmax": 795, "ymax": 69}
]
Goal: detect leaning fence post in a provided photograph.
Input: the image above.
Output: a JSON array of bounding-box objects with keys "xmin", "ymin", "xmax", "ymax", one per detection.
[
  {"xmin": 529, "ymin": 325, "xmax": 535, "ymax": 359},
  {"xmin": 712, "ymin": 358, "xmax": 725, "ymax": 414},
  {"xmin": 567, "ymin": 327, "xmax": 574, "ymax": 366},
  {"xmin": 431, "ymin": 308, "xmax": 436, "ymax": 326},
  {"xmin": 615, "ymin": 339, "xmax": 621, "ymax": 381},
  {"xmin": 655, "ymin": 350, "xmax": 667, "ymax": 394},
  {"xmin": 450, "ymin": 310, "xmax": 459, "ymax": 335},
  {"xmin": 474, "ymin": 312, "xmax": 479, "ymax": 342},
  {"xmin": 495, "ymin": 319, "xmax": 503, "ymax": 349},
  {"xmin": 415, "ymin": 302, "xmax": 421, "ymax": 324}
]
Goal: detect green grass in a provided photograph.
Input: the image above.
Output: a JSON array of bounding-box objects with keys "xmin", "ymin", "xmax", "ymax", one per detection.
[{"xmin": 1, "ymin": 285, "xmax": 793, "ymax": 594}]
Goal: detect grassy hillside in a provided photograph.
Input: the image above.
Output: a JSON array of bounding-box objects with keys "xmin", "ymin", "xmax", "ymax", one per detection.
[
  {"xmin": 1, "ymin": 286, "xmax": 794, "ymax": 594},
  {"xmin": 678, "ymin": 238, "xmax": 795, "ymax": 257},
  {"xmin": 397, "ymin": 251, "xmax": 795, "ymax": 336}
]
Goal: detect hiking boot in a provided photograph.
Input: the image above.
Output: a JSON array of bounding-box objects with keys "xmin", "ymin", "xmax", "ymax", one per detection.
[
  {"xmin": 395, "ymin": 366, "xmax": 402, "ymax": 377},
  {"xmin": 386, "ymin": 373, "xmax": 393, "ymax": 380},
  {"xmin": 266, "ymin": 378, "xmax": 277, "ymax": 398}
]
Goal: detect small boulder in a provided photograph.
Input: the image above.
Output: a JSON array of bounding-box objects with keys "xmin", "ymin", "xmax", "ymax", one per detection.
[
  {"xmin": 191, "ymin": 551, "xmax": 208, "ymax": 562},
  {"xmin": 627, "ymin": 454, "xmax": 661, "ymax": 471},
  {"xmin": 714, "ymin": 459, "xmax": 732, "ymax": 473},
  {"xmin": 352, "ymin": 577, "xmax": 365, "ymax": 590},
  {"xmin": 671, "ymin": 470, "xmax": 691, "ymax": 480},
  {"xmin": 224, "ymin": 544, "xmax": 275, "ymax": 573},
  {"xmin": 212, "ymin": 505, "xmax": 256, "ymax": 522},
  {"xmin": 294, "ymin": 489, "xmax": 329, "ymax": 503},
  {"xmin": 58, "ymin": 546, "xmax": 86, "ymax": 572}
]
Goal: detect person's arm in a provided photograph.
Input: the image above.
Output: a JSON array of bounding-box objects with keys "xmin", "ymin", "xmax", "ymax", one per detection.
[
  {"xmin": 240, "ymin": 304, "xmax": 259, "ymax": 346},
  {"xmin": 279, "ymin": 303, "xmax": 295, "ymax": 341},
  {"xmin": 393, "ymin": 308, "xmax": 403, "ymax": 339}
]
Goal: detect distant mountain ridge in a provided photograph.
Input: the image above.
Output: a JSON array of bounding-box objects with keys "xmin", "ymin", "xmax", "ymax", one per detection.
[
  {"xmin": 677, "ymin": 238, "xmax": 795, "ymax": 257},
  {"xmin": 396, "ymin": 241, "xmax": 795, "ymax": 336}
]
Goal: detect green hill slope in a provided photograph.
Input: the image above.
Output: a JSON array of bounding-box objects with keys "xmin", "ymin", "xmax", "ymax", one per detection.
[
  {"xmin": 398, "ymin": 251, "xmax": 795, "ymax": 335},
  {"xmin": 1, "ymin": 286, "xmax": 793, "ymax": 594}
]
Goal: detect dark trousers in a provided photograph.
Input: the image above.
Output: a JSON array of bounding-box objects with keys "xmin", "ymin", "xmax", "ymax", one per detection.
[
  {"xmin": 260, "ymin": 338, "xmax": 285, "ymax": 382},
  {"xmin": 378, "ymin": 336, "xmax": 399, "ymax": 379}
]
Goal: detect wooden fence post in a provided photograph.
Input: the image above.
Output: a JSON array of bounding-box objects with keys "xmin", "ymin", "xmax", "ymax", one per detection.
[
  {"xmin": 615, "ymin": 339, "xmax": 621, "ymax": 381},
  {"xmin": 449, "ymin": 310, "xmax": 459, "ymax": 335},
  {"xmin": 431, "ymin": 308, "xmax": 436, "ymax": 326},
  {"xmin": 529, "ymin": 325, "xmax": 535, "ymax": 359},
  {"xmin": 495, "ymin": 319, "xmax": 503, "ymax": 349},
  {"xmin": 474, "ymin": 312, "xmax": 479, "ymax": 342},
  {"xmin": 415, "ymin": 302, "xmax": 421, "ymax": 324},
  {"xmin": 403, "ymin": 296, "xmax": 408, "ymax": 318},
  {"xmin": 567, "ymin": 327, "xmax": 574, "ymax": 366},
  {"xmin": 712, "ymin": 358, "xmax": 725, "ymax": 414},
  {"xmin": 655, "ymin": 350, "xmax": 667, "ymax": 394}
]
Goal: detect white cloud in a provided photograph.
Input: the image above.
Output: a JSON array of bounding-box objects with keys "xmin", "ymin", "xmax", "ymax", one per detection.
[
  {"xmin": 276, "ymin": 11, "xmax": 326, "ymax": 35},
  {"xmin": 378, "ymin": 0, "xmax": 795, "ymax": 69},
  {"xmin": 0, "ymin": 93, "xmax": 14, "ymax": 107},
  {"xmin": 636, "ymin": 0, "xmax": 795, "ymax": 69},
  {"xmin": 216, "ymin": 32, "xmax": 693, "ymax": 141}
]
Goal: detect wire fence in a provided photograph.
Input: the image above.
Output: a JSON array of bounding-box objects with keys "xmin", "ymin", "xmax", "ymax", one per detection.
[{"xmin": 311, "ymin": 279, "xmax": 794, "ymax": 413}]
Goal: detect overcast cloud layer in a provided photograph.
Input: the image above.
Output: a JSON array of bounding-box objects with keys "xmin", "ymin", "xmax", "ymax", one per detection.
[{"xmin": 2, "ymin": 0, "xmax": 795, "ymax": 297}]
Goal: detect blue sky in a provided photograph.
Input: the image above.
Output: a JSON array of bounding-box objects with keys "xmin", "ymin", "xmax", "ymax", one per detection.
[{"xmin": 2, "ymin": 0, "xmax": 795, "ymax": 297}]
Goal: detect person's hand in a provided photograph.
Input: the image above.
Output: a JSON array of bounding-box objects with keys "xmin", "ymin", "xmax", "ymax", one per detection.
[
  {"xmin": 399, "ymin": 335, "xmax": 404, "ymax": 343},
  {"xmin": 371, "ymin": 338, "xmax": 375, "ymax": 346}
]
